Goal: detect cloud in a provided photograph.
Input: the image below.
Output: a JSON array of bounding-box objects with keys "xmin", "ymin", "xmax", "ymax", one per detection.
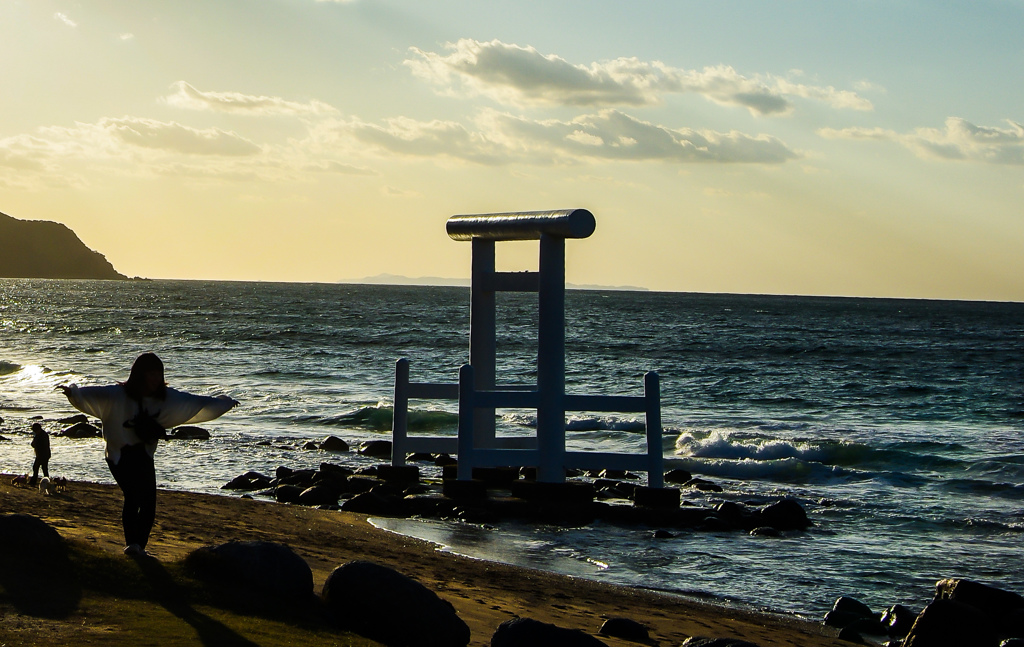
[
  {"xmin": 99, "ymin": 117, "xmax": 263, "ymax": 156},
  {"xmin": 819, "ymin": 117, "xmax": 1024, "ymax": 164},
  {"xmin": 164, "ymin": 81, "xmax": 338, "ymax": 116},
  {"xmin": 54, "ymin": 12, "xmax": 77, "ymax": 28},
  {"xmin": 120, "ymin": 33, "xmax": 135, "ymax": 41},
  {"xmin": 405, "ymin": 39, "xmax": 872, "ymax": 115},
  {"xmin": 322, "ymin": 109, "xmax": 798, "ymax": 164},
  {"xmin": 1, "ymin": 116, "xmax": 261, "ymax": 173}
]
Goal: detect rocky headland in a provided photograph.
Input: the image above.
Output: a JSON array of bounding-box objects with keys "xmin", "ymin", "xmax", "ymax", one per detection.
[{"xmin": 0, "ymin": 211, "xmax": 126, "ymax": 280}]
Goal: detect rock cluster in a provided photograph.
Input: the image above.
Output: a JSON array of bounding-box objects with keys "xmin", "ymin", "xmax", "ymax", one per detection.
[
  {"xmin": 822, "ymin": 579, "xmax": 1024, "ymax": 646},
  {"xmin": 222, "ymin": 458, "xmax": 813, "ymax": 535}
]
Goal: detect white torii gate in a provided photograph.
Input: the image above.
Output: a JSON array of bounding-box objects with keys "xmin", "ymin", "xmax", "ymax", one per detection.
[{"xmin": 391, "ymin": 209, "xmax": 664, "ymax": 487}]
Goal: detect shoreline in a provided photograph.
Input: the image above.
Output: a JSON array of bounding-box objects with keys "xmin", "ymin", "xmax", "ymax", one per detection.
[{"xmin": 0, "ymin": 476, "xmax": 849, "ymax": 646}]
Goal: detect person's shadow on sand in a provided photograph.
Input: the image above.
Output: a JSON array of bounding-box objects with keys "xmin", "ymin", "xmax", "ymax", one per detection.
[{"xmin": 132, "ymin": 555, "xmax": 260, "ymax": 647}]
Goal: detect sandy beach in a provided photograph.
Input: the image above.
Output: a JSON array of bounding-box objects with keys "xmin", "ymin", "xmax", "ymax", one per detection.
[{"xmin": 0, "ymin": 477, "xmax": 852, "ymax": 647}]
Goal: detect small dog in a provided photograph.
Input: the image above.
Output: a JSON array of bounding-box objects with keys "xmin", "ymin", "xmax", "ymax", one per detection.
[
  {"xmin": 52, "ymin": 476, "xmax": 69, "ymax": 493},
  {"xmin": 11, "ymin": 474, "xmax": 28, "ymax": 487},
  {"xmin": 39, "ymin": 476, "xmax": 56, "ymax": 496}
]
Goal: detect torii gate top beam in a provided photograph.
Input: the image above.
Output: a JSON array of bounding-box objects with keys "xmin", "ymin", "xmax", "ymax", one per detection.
[{"xmin": 446, "ymin": 209, "xmax": 596, "ymax": 242}]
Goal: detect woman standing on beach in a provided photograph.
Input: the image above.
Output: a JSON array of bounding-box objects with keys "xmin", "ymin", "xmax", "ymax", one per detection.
[{"xmin": 58, "ymin": 353, "xmax": 239, "ymax": 557}]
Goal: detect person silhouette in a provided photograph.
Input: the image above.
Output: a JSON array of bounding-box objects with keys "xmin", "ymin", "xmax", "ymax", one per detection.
[
  {"xmin": 58, "ymin": 353, "xmax": 238, "ymax": 557},
  {"xmin": 29, "ymin": 423, "xmax": 50, "ymax": 486}
]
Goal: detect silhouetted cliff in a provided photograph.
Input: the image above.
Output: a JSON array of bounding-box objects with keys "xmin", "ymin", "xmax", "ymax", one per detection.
[{"xmin": 0, "ymin": 211, "xmax": 127, "ymax": 280}]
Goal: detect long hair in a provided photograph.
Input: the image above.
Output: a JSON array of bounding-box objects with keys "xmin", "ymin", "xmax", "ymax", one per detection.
[{"xmin": 121, "ymin": 352, "xmax": 167, "ymax": 401}]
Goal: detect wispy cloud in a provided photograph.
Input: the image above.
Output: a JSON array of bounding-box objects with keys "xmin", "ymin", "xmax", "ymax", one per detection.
[
  {"xmin": 54, "ymin": 12, "xmax": 77, "ymax": 28},
  {"xmin": 320, "ymin": 108, "xmax": 798, "ymax": 164},
  {"xmin": 163, "ymin": 81, "xmax": 338, "ymax": 116},
  {"xmin": 2, "ymin": 117, "xmax": 261, "ymax": 168},
  {"xmin": 405, "ymin": 39, "xmax": 872, "ymax": 115},
  {"xmin": 819, "ymin": 117, "xmax": 1024, "ymax": 164}
]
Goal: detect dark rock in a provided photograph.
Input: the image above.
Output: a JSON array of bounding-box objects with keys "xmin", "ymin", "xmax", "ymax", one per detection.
[
  {"xmin": 274, "ymin": 484, "xmax": 304, "ymax": 504},
  {"xmin": 435, "ymin": 453, "xmax": 457, "ymax": 467},
  {"xmin": 833, "ymin": 596, "xmax": 876, "ymax": 620},
  {"xmin": 836, "ymin": 626, "xmax": 866, "ymax": 643},
  {"xmin": 408, "ymin": 452, "xmax": 435, "ymax": 462},
  {"xmin": 57, "ymin": 413, "xmax": 88, "ymax": 425},
  {"xmin": 472, "ymin": 466, "xmax": 520, "ymax": 485},
  {"xmin": 0, "ymin": 514, "xmax": 79, "ymax": 617},
  {"xmin": 319, "ymin": 435, "xmax": 349, "ymax": 452},
  {"xmin": 319, "ymin": 462, "xmax": 354, "ymax": 477},
  {"xmin": 275, "ymin": 466, "xmax": 293, "ymax": 479},
  {"xmin": 881, "ymin": 604, "xmax": 917, "ymax": 637},
  {"xmin": 844, "ymin": 617, "xmax": 888, "ymax": 636},
  {"xmin": 1000, "ymin": 639, "xmax": 1024, "ymax": 647},
  {"xmin": 357, "ymin": 439, "xmax": 393, "ymax": 458},
  {"xmin": 632, "ymin": 486, "xmax": 680, "ymax": 509},
  {"xmin": 714, "ymin": 501, "xmax": 745, "ymax": 520},
  {"xmin": 443, "ymin": 479, "xmax": 487, "ymax": 500},
  {"xmin": 749, "ymin": 526, "xmax": 782, "ymax": 537},
  {"xmin": 825, "ymin": 610, "xmax": 868, "ymax": 629},
  {"xmin": 653, "ymin": 529, "xmax": 675, "ymax": 539},
  {"xmin": 184, "ymin": 540, "xmax": 313, "ymax": 602},
  {"xmin": 346, "ymin": 475, "xmax": 382, "ymax": 494},
  {"xmin": 322, "ymin": 560, "xmax": 470, "ymax": 647},
  {"xmin": 377, "ymin": 464, "xmax": 420, "ymax": 483},
  {"xmin": 903, "ymin": 599, "xmax": 998, "ymax": 647},
  {"xmin": 340, "ymin": 491, "xmax": 404, "ymax": 515},
  {"xmin": 278, "ymin": 469, "xmax": 317, "ymax": 488},
  {"xmin": 683, "ymin": 478, "xmax": 723, "ymax": 493},
  {"xmin": 0, "ymin": 513, "xmax": 67, "ymax": 556},
  {"xmin": 935, "ymin": 578, "xmax": 1024, "ymax": 620},
  {"xmin": 758, "ymin": 499, "xmax": 812, "ymax": 530},
  {"xmin": 60, "ymin": 422, "xmax": 100, "ymax": 438},
  {"xmin": 597, "ymin": 617, "xmax": 649, "ymax": 642},
  {"xmin": 222, "ymin": 471, "xmax": 273, "ymax": 491},
  {"xmin": 491, "ymin": 617, "xmax": 607, "ymax": 647},
  {"xmin": 302, "ymin": 441, "xmax": 319, "ymax": 450},
  {"xmin": 169, "ymin": 426, "xmax": 210, "ymax": 440},
  {"xmin": 298, "ymin": 485, "xmax": 340, "ymax": 507}
]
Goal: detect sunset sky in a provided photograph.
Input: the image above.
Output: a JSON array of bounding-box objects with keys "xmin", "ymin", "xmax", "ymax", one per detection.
[{"xmin": 2, "ymin": 1, "xmax": 1022, "ymax": 300}]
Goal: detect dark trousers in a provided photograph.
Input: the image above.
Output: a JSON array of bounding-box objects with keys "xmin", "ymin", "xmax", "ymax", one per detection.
[
  {"xmin": 31, "ymin": 455, "xmax": 50, "ymax": 481},
  {"xmin": 106, "ymin": 444, "xmax": 157, "ymax": 549}
]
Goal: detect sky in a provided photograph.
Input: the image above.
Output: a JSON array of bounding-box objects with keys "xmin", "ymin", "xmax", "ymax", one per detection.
[{"xmin": 1, "ymin": 0, "xmax": 1022, "ymax": 301}]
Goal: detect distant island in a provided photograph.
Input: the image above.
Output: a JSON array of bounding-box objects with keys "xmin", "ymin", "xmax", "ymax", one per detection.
[
  {"xmin": 0, "ymin": 211, "xmax": 126, "ymax": 280},
  {"xmin": 347, "ymin": 273, "xmax": 647, "ymax": 292}
]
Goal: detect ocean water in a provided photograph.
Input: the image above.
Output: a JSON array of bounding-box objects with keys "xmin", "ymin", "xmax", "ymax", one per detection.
[{"xmin": 2, "ymin": 278, "xmax": 1023, "ymax": 619}]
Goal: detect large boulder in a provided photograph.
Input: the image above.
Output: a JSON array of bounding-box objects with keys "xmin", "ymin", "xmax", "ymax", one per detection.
[
  {"xmin": 184, "ymin": 541, "xmax": 314, "ymax": 602},
  {"xmin": 757, "ymin": 499, "xmax": 812, "ymax": 530},
  {"xmin": 321, "ymin": 560, "xmax": 469, "ymax": 647},
  {"xmin": 903, "ymin": 598, "xmax": 998, "ymax": 647},
  {"xmin": 491, "ymin": 617, "xmax": 608, "ymax": 647},
  {"xmin": 597, "ymin": 617, "xmax": 649, "ymax": 642},
  {"xmin": 319, "ymin": 435, "xmax": 350, "ymax": 452},
  {"xmin": 0, "ymin": 514, "xmax": 79, "ymax": 617},
  {"xmin": 357, "ymin": 439, "xmax": 393, "ymax": 458}
]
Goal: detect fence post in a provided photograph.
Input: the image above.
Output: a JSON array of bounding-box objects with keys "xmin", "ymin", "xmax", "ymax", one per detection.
[
  {"xmin": 644, "ymin": 371, "xmax": 663, "ymax": 488},
  {"xmin": 392, "ymin": 358, "xmax": 410, "ymax": 467},
  {"xmin": 457, "ymin": 364, "xmax": 476, "ymax": 480}
]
